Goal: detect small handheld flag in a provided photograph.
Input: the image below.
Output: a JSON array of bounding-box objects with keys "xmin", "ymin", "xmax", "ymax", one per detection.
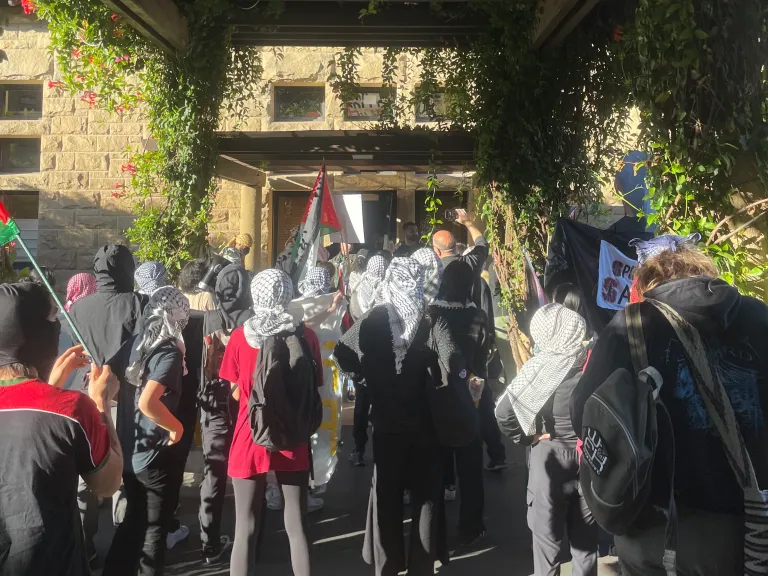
[{"xmin": 0, "ymin": 200, "xmax": 95, "ymax": 362}]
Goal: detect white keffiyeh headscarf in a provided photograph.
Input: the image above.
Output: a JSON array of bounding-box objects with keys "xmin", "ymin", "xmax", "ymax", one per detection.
[
  {"xmin": 134, "ymin": 261, "xmax": 169, "ymax": 296},
  {"xmin": 374, "ymin": 257, "xmax": 424, "ymax": 373},
  {"xmin": 412, "ymin": 247, "xmax": 444, "ymax": 304},
  {"xmin": 357, "ymin": 255, "xmax": 387, "ymax": 316},
  {"xmin": 126, "ymin": 286, "xmax": 190, "ymax": 387},
  {"xmin": 244, "ymin": 269, "xmax": 297, "ymax": 348},
  {"xmin": 502, "ymin": 303, "xmax": 586, "ymax": 435},
  {"xmin": 298, "ymin": 266, "xmax": 332, "ymax": 298}
]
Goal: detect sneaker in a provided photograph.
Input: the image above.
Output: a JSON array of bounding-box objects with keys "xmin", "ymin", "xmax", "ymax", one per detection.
[
  {"xmin": 403, "ymin": 490, "xmax": 411, "ymax": 506},
  {"xmin": 266, "ymin": 483, "xmax": 284, "ymax": 511},
  {"xmin": 485, "ymin": 458, "xmax": 508, "ymax": 471},
  {"xmin": 307, "ymin": 493, "xmax": 325, "ymax": 513},
  {"xmin": 202, "ymin": 535, "xmax": 232, "ymax": 564},
  {"xmin": 348, "ymin": 451, "xmax": 365, "ymax": 466},
  {"xmin": 444, "ymin": 485, "xmax": 457, "ymax": 502},
  {"xmin": 166, "ymin": 524, "xmax": 190, "ymax": 549},
  {"xmin": 457, "ymin": 530, "xmax": 486, "ymax": 547}
]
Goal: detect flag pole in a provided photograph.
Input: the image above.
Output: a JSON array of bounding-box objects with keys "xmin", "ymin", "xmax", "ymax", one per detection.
[{"xmin": 13, "ymin": 234, "xmax": 96, "ymax": 362}]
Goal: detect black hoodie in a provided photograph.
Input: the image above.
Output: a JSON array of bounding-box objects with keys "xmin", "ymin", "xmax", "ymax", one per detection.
[
  {"xmin": 572, "ymin": 276, "xmax": 768, "ymax": 516},
  {"xmin": 69, "ymin": 245, "xmax": 144, "ymax": 366},
  {"xmin": 202, "ymin": 264, "xmax": 253, "ymax": 337}
]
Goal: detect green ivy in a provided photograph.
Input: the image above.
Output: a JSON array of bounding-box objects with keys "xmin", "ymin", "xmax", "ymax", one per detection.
[
  {"xmin": 32, "ymin": 0, "xmax": 262, "ymax": 277},
  {"xmin": 620, "ymin": 0, "xmax": 768, "ymax": 298}
]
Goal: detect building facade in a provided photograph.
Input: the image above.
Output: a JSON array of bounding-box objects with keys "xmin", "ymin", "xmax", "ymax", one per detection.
[{"xmin": 0, "ymin": 10, "xmax": 625, "ymax": 289}]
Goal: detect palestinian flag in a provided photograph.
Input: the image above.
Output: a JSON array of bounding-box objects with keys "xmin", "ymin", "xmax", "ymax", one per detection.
[
  {"xmin": 291, "ymin": 165, "xmax": 341, "ymax": 285},
  {"xmin": 0, "ymin": 201, "xmax": 20, "ymax": 246}
]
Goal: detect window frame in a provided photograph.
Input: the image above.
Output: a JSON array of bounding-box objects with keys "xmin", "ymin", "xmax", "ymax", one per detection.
[
  {"xmin": 1, "ymin": 84, "xmax": 44, "ymax": 120},
  {"xmin": 343, "ymin": 87, "xmax": 396, "ymax": 121},
  {"xmin": 0, "ymin": 138, "xmax": 42, "ymax": 174},
  {"xmin": 273, "ymin": 85, "xmax": 326, "ymax": 123}
]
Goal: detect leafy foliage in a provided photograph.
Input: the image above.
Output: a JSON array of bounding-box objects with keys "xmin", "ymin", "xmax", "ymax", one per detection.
[
  {"xmin": 33, "ymin": 0, "xmax": 262, "ymax": 277},
  {"xmin": 619, "ymin": 0, "xmax": 768, "ymax": 297}
]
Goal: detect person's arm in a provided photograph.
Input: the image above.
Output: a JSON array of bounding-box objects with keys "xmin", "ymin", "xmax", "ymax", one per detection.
[
  {"xmin": 305, "ymin": 291, "xmax": 344, "ymax": 329},
  {"xmin": 219, "ymin": 330, "xmax": 241, "ymax": 401},
  {"xmin": 475, "ymin": 313, "xmax": 491, "ymax": 379},
  {"xmin": 48, "ymin": 344, "xmax": 90, "ymax": 388},
  {"xmin": 138, "ymin": 380, "xmax": 184, "ymax": 445},
  {"xmin": 455, "ymin": 209, "xmax": 489, "ymax": 274},
  {"xmin": 81, "ymin": 364, "xmax": 123, "ymax": 498},
  {"xmin": 455, "ymin": 208, "xmax": 485, "ymax": 245}
]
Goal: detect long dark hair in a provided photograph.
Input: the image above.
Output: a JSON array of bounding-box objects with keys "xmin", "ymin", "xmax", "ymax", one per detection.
[{"xmin": 552, "ymin": 283, "xmax": 586, "ymax": 319}]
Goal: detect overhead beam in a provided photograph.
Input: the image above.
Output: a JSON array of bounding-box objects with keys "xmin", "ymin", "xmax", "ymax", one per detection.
[
  {"xmin": 216, "ymin": 155, "xmax": 267, "ymax": 187},
  {"xmin": 217, "ymin": 130, "xmax": 476, "ymax": 173},
  {"xmin": 533, "ymin": 0, "xmax": 601, "ymax": 48},
  {"xmin": 101, "ymin": 0, "xmax": 188, "ymax": 53},
  {"xmin": 230, "ymin": 2, "xmax": 488, "ymax": 48}
]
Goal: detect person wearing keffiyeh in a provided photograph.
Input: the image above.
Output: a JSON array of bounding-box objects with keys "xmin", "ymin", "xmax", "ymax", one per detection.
[
  {"xmin": 335, "ymin": 256, "xmax": 450, "ymax": 574},
  {"xmin": 413, "ymin": 247, "xmax": 444, "ymax": 305},
  {"xmin": 350, "ymin": 254, "xmax": 388, "ymax": 321},
  {"xmin": 104, "ymin": 286, "xmax": 189, "ymax": 575},
  {"xmin": 65, "ymin": 272, "xmax": 97, "ymax": 312},
  {"xmin": 298, "ymin": 265, "xmax": 332, "ymax": 298},
  {"xmin": 134, "ymin": 261, "xmax": 169, "ymax": 296}
]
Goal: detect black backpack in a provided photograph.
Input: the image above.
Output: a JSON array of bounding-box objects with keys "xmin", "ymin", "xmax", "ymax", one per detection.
[
  {"xmin": 579, "ymin": 303, "xmax": 670, "ymax": 535},
  {"xmin": 248, "ymin": 323, "xmax": 323, "ymax": 451}
]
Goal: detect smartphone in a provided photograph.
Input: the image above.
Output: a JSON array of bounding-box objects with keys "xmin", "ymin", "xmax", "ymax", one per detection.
[{"xmin": 445, "ymin": 208, "xmax": 458, "ymax": 222}]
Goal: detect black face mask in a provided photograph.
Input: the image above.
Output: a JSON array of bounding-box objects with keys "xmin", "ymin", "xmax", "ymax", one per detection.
[
  {"xmin": 0, "ymin": 282, "xmax": 60, "ymax": 381},
  {"xmin": 241, "ymin": 246, "xmax": 250, "ymax": 257}
]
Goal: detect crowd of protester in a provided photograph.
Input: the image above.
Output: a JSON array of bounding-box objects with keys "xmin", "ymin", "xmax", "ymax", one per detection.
[{"xmin": 0, "ymin": 207, "xmax": 766, "ymax": 576}]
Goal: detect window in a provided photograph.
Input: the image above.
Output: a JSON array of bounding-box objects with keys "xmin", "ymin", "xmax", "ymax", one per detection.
[
  {"xmin": 344, "ymin": 87, "xmax": 396, "ymax": 121},
  {"xmin": 416, "ymin": 92, "xmax": 450, "ymax": 123},
  {"xmin": 0, "ymin": 139, "xmax": 42, "ymax": 173},
  {"xmin": 1, "ymin": 84, "xmax": 43, "ymax": 119},
  {"xmin": 0, "ymin": 191, "xmax": 39, "ymax": 262},
  {"xmin": 274, "ymin": 86, "xmax": 325, "ymax": 122}
]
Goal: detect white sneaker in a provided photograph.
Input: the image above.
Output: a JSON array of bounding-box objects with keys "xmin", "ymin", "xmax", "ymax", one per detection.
[
  {"xmin": 307, "ymin": 493, "xmax": 324, "ymax": 513},
  {"xmin": 444, "ymin": 485, "xmax": 457, "ymax": 501},
  {"xmin": 166, "ymin": 524, "xmax": 190, "ymax": 549},
  {"xmin": 266, "ymin": 483, "xmax": 284, "ymax": 511}
]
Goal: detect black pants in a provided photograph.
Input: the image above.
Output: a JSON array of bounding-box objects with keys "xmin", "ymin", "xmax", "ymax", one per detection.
[
  {"xmin": 443, "ymin": 437, "xmax": 485, "ymax": 541},
  {"xmin": 353, "ymin": 382, "xmax": 371, "ymax": 454},
  {"xmin": 364, "ymin": 432, "xmax": 446, "ymax": 576},
  {"xmin": 103, "ymin": 449, "xmax": 179, "ymax": 576},
  {"xmin": 230, "ymin": 471, "xmax": 310, "ymax": 576},
  {"xmin": 198, "ymin": 379, "xmax": 235, "ymax": 547},
  {"xmin": 527, "ymin": 441, "xmax": 597, "ymax": 576},
  {"xmin": 478, "ymin": 383, "xmax": 505, "ymax": 462}
]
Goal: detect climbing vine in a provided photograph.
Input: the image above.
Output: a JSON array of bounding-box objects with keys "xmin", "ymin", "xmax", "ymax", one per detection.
[
  {"xmin": 619, "ymin": 0, "xmax": 768, "ymax": 298},
  {"xmin": 30, "ymin": 0, "xmax": 262, "ymax": 276}
]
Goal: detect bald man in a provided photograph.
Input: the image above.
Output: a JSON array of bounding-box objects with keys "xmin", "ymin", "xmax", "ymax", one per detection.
[{"xmin": 432, "ymin": 210, "xmax": 507, "ymax": 471}]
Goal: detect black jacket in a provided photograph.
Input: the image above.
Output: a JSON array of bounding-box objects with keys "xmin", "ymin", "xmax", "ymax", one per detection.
[
  {"xmin": 428, "ymin": 304, "xmax": 489, "ymax": 379},
  {"xmin": 441, "ymin": 236, "xmax": 495, "ymax": 345},
  {"xmin": 335, "ymin": 308, "xmax": 456, "ymax": 438},
  {"xmin": 69, "ymin": 245, "xmax": 143, "ymax": 366},
  {"xmin": 571, "ymin": 277, "xmax": 768, "ymax": 515}
]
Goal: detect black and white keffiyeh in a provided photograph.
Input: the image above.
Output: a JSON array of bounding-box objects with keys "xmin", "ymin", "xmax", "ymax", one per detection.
[
  {"xmin": 126, "ymin": 286, "xmax": 190, "ymax": 387},
  {"xmin": 134, "ymin": 261, "xmax": 169, "ymax": 296},
  {"xmin": 298, "ymin": 266, "xmax": 332, "ymax": 298},
  {"xmin": 374, "ymin": 257, "xmax": 425, "ymax": 373},
  {"xmin": 357, "ymin": 255, "xmax": 387, "ymax": 316},
  {"xmin": 501, "ymin": 303, "xmax": 586, "ymax": 435},
  {"xmin": 412, "ymin": 247, "xmax": 444, "ymax": 304},
  {"xmin": 243, "ymin": 269, "xmax": 297, "ymax": 348}
]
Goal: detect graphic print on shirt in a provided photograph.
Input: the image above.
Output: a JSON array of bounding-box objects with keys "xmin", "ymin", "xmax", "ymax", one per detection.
[{"xmin": 671, "ymin": 340, "xmax": 761, "ymax": 432}]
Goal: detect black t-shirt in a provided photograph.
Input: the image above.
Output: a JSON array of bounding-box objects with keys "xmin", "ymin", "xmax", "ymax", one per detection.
[
  {"xmin": 115, "ymin": 338, "xmax": 183, "ymax": 473},
  {"xmin": 0, "ymin": 379, "xmax": 110, "ymax": 575}
]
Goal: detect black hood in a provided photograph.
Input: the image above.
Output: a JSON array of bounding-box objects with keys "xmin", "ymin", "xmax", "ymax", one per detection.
[
  {"xmin": 94, "ymin": 244, "xmax": 135, "ymax": 293},
  {"xmin": 646, "ymin": 276, "xmax": 741, "ymax": 333},
  {"xmin": 204, "ymin": 264, "xmax": 253, "ymax": 335}
]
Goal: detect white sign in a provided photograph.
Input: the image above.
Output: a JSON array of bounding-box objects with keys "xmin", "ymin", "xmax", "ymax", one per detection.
[
  {"xmin": 596, "ymin": 240, "xmax": 637, "ymax": 310},
  {"xmin": 329, "ymin": 194, "xmax": 365, "ymax": 244}
]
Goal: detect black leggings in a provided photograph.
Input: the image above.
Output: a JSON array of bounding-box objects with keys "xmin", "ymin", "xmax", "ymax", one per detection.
[{"xmin": 231, "ymin": 470, "xmax": 310, "ymax": 576}]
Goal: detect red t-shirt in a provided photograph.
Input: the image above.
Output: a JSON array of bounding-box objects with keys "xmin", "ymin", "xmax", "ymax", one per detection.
[{"xmin": 221, "ymin": 326, "xmax": 323, "ymax": 478}]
